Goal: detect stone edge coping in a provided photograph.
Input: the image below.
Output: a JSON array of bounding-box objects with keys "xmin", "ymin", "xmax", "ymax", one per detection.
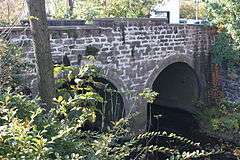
[
  {"xmin": 0, "ymin": 18, "xmax": 215, "ymax": 32},
  {"xmin": 0, "ymin": 24, "xmax": 100, "ymax": 32}
]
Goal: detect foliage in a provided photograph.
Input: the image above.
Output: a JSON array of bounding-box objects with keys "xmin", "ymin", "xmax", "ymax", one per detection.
[
  {"xmin": 0, "ymin": 21, "xmax": 10, "ymax": 27},
  {"xmin": 0, "ymin": 0, "xmax": 25, "ymax": 26},
  {"xmin": 201, "ymin": 100, "xmax": 240, "ymax": 133},
  {"xmin": 180, "ymin": 1, "xmax": 207, "ymax": 19},
  {"xmin": 205, "ymin": 0, "xmax": 240, "ymax": 67},
  {"xmin": 48, "ymin": 0, "xmax": 76, "ymax": 19},
  {"xmin": 139, "ymin": 88, "xmax": 159, "ymax": 103},
  {"xmin": 0, "ymin": 40, "xmax": 32, "ymax": 90},
  {"xmin": 233, "ymin": 148, "xmax": 240, "ymax": 158},
  {"xmin": 211, "ymin": 32, "xmax": 240, "ymax": 65},
  {"xmin": 49, "ymin": 0, "xmax": 161, "ymax": 22},
  {"xmin": 74, "ymin": 0, "xmax": 102, "ymax": 22},
  {"xmin": 0, "ymin": 90, "xmax": 47, "ymax": 159},
  {"xmin": 96, "ymin": 0, "xmax": 159, "ymax": 18},
  {"xmin": 208, "ymin": 85, "xmax": 224, "ymax": 106},
  {"xmin": 0, "ymin": 61, "xmax": 220, "ymax": 159},
  {"xmin": 0, "ymin": 89, "xmax": 219, "ymax": 159},
  {"xmin": 54, "ymin": 60, "xmax": 124, "ymax": 131},
  {"xmin": 205, "ymin": 0, "xmax": 240, "ymax": 47}
]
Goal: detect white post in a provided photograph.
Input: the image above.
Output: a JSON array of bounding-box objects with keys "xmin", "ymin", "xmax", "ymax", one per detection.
[{"xmin": 195, "ymin": 0, "xmax": 201, "ymax": 20}]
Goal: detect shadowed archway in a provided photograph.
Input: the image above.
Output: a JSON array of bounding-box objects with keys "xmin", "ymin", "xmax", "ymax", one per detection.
[
  {"xmin": 84, "ymin": 77, "xmax": 125, "ymax": 131},
  {"xmin": 152, "ymin": 62, "xmax": 200, "ymax": 110},
  {"xmin": 147, "ymin": 62, "xmax": 200, "ymax": 136}
]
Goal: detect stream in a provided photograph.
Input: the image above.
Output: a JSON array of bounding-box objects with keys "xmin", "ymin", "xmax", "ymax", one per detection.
[{"xmin": 146, "ymin": 104, "xmax": 238, "ymax": 160}]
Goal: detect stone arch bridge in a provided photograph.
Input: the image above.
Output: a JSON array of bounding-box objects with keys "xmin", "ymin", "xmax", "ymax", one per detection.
[{"xmin": 1, "ymin": 18, "xmax": 216, "ymax": 131}]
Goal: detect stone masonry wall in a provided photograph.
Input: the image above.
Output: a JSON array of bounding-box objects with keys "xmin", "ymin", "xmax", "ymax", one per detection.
[
  {"xmin": 220, "ymin": 66, "xmax": 240, "ymax": 102},
  {"xmin": 0, "ymin": 18, "xmax": 216, "ymax": 131}
]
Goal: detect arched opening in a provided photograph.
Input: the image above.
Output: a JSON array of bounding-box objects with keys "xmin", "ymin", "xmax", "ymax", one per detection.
[
  {"xmin": 148, "ymin": 62, "xmax": 200, "ymax": 137},
  {"xmin": 58, "ymin": 73, "xmax": 125, "ymax": 131},
  {"xmin": 153, "ymin": 62, "xmax": 200, "ymax": 108},
  {"xmin": 89, "ymin": 78, "xmax": 125, "ymax": 131}
]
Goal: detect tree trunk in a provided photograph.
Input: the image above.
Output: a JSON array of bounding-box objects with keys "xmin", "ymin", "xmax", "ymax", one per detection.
[
  {"xmin": 26, "ymin": 0, "xmax": 55, "ymax": 108},
  {"xmin": 66, "ymin": 0, "xmax": 74, "ymax": 17}
]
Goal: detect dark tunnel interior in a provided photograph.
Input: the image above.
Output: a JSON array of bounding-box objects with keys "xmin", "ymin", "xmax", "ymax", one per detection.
[
  {"xmin": 148, "ymin": 62, "xmax": 200, "ymax": 136},
  {"xmin": 152, "ymin": 62, "xmax": 200, "ymax": 109}
]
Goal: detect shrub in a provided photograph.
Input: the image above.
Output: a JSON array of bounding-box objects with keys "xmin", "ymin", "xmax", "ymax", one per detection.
[
  {"xmin": 202, "ymin": 100, "xmax": 240, "ymax": 133},
  {"xmin": 0, "ymin": 40, "xmax": 33, "ymax": 91},
  {"xmin": 54, "ymin": 61, "xmax": 125, "ymax": 131},
  {"xmin": 0, "ymin": 60, "xmax": 220, "ymax": 159},
  {"xmin": 0, "ymin": 90, "xmax": 47, "ymax": 159},
  {"xmin": 0, "ymin": 90, "xmax": 219, "ymax": 159}
]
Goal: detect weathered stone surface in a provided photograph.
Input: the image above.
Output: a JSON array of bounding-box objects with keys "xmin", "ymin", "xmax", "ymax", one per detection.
[
  {"xmin": 0, "ymin": 18, "xmax": 217, "ymax": 131},
  {"xmin": 220, "ymin": 66, "xmax": 240, "ymax": 102}
]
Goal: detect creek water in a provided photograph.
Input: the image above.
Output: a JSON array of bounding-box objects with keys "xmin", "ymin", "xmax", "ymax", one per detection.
[{"xmin": 146, "ymin": 104, "xmax": 238, "ymax": 160}]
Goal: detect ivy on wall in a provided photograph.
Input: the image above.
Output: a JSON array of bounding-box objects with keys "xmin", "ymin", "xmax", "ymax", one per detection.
[{"xmin": 212, "ymin": 32, "xmax": 240, "ymax": 69}]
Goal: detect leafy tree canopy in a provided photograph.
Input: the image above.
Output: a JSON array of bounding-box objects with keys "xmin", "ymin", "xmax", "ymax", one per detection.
[
  {"xmin": 205, "ymin": 0, "xmax": 240, "ymax": 48},
  {"xmin": 180, "ymin": 0, "xmax": 207, "ymax": 19},
  {"xmin": 204, "ymin": 0, "xmax": 240, "ymax": 65},
  {"xmin": 50, "ymin": 0, "xmax": 162, "ymax": 21},
  {"xmin": 0, "ymin": 0, "xmax": 25, "ymax": 26}
]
